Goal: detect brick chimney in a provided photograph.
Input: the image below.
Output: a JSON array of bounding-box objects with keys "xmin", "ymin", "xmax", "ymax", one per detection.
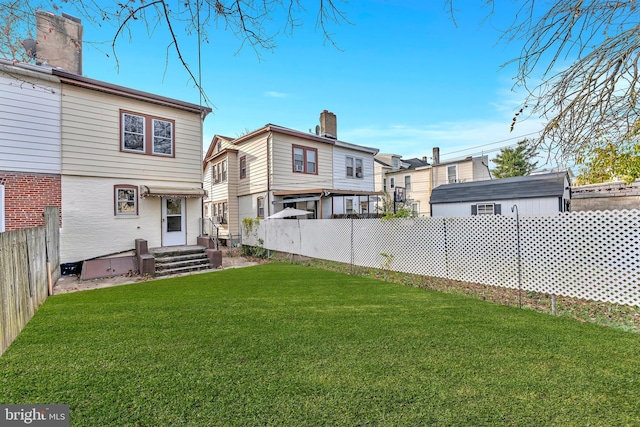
[
  {"xmin": 320, "ymin": 110, "xmax": 337, "ymax": 139},
  {"xmin": 35, "ymin": 11, "xmax": 83, "ymax": 75},
  {"xmin": 432, "ymin": 147, "xmax": 440, "ymax": 165}
]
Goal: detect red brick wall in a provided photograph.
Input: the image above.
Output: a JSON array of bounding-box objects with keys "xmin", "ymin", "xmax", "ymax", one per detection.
[{"xmin": 0, "ymin": 172, "xmax": 62, "ymax": 230}]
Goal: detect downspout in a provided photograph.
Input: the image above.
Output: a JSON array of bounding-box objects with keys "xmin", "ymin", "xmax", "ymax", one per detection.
[
  {"xmin": 267, "ymin": 132, "xmax": 272, "ymax": 217},
  {"xmin": 428, "ymin": 166, "xmax": 433, "ymax": 216}
]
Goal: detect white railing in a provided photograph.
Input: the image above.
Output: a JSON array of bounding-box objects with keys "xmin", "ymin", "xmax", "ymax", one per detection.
[{"xmin": 241, "ymin": 210, "xmax": 640, "ymax": 307}]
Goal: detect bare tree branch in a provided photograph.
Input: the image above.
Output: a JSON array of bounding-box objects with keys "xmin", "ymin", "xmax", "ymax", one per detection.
[
  {"xmin": 1, "ymin": 0, "xmax": 350, "ymax": 107},
  {"xmin": 450, "ymin": 1, "xmax": 640, "ymax": 165}
]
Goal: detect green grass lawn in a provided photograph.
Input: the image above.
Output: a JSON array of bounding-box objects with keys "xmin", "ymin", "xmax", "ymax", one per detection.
[{"xmin": 1, "ymin": 263, "xmax": 639, "ymax": 426}]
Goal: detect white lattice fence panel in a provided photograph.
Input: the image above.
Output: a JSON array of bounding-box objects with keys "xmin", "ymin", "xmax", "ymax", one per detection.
[
  {"xmin": 520, "ymin": 211, "xmax": 640, "ymax": 305},
  {"xmin": 252, "ymin": 211, "xmax": 640, "ymax": 306},
  {"xmin": 445, "ymin": 216, "xmax": 519, "ymax": 288},
  {"xmin": 349, "ymin": 219, "xmax": 387, "ymax": 268},
  {"xmin": 352, "ymin": 218, "xmax": 447, "ymax": 277},
  {"xmin": 298, "ymin": 219, "xmax": 353, "ymax": 263}
]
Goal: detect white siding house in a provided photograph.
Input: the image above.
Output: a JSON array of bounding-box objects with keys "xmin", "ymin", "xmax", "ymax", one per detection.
[
  {"xmin": 55, "ymin": 70, "xmax": 211, "ymax": 263},
  {"xmin": 0, "ymin": 60, "xmax": 62, "ymax": 231},
  {"xmin": 331, "ymin": 141, "xmax": 379, "ymax": 215}
]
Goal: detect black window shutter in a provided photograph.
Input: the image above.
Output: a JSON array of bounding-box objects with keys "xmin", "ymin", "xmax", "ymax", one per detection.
[
  {"xmin": 471, "ymin": 205, "xmax": 477, "ymax": 215},
  {"xmin": 495, "ymin": 204, "xmax": 501, "ymax": 215}
]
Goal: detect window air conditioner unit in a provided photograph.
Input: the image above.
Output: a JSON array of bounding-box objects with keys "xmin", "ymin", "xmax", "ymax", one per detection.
[
  {"xmin": 356, "ymin": 172, "xmax": 363, "ymax": 178},
  {"xmin": 295, "ymin": 165, "xmax": 304, "ymax": 172}
]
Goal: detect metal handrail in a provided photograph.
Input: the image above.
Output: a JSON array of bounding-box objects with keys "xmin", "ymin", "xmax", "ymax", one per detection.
[{"xmin": 201, "ymin": 217, "xmax": 219, "ymax": 251}]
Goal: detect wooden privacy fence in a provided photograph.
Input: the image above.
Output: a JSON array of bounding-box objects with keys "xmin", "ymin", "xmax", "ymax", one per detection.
[{"xmin": 0, "ymin": 207, "xmax": 59, "ymax": 356}]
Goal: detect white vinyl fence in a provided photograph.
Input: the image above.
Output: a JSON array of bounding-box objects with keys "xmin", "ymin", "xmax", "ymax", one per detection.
[{"xmin": 242, "ymin": 210, "xmax": 640, "ymax": 307}]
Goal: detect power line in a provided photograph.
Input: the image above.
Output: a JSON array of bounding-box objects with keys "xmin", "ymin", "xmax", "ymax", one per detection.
[{"xmin": 439, "ymin": 131, "xmax": 541, "ymax": 159}]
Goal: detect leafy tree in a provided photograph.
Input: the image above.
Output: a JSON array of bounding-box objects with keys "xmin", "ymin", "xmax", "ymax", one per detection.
[
  {"xmin": 375, "ymin": 191, "xmax": 415, "ymax": 218},
  {"xmin": 575, "ymin": 141, "xmax": 640, "ymax": 185},
  {"xmin": 492, "ymin": 140, "xmax": 539, "ymax": 178}
]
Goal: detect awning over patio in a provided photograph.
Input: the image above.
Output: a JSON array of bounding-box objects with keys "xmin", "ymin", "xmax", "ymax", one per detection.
[
  {"xmin": 140, "ymin": 185, "xmax": 206, "ymax": 198},
  {"xmin": 272, "ymin": 196, "xmax": 321, "ymax": 204}
]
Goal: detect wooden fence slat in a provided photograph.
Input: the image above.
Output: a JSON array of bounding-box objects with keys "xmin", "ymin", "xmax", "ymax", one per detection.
[{"xmin": 0, "ymin": 207, "xmax": 59, "ymax": 356}]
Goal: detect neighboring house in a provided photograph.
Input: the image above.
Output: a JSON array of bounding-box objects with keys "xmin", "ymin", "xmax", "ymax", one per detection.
[
  {"xmin": 374, "ymin": 147, "xmax": 491, "ymax": 216},
  {"xmin": 571, "ymin": 180, "xmax": 640, "ymax": 211},
  {"xmin": 202, "ymin": 110, "xmax": 380, "ymax": 244},
  {"xmin": 203, "ymin": 135, "xmax": 239, "ymax": 242},
  {"xmin": 2, "ymin": 12, "xmax": 211, "ymax": 265},
  {"xmin": 374, "ymin": 154, "xmax": 430, "ymax": 215},
  {"xmin": 0, "ymin": 59, "xmax": 62, "ymax": 232},
  {"xmin": 430, "ymin": 172, "xmax": 571, "ymax": 217}
]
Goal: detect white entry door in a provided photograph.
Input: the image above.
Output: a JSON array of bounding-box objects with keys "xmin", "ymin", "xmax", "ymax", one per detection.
[{"xmin": 161, "ymin": 197, "xmax": 186, "ymax": 246}]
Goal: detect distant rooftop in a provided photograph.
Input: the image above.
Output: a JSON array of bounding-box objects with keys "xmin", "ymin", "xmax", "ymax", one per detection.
[{"xmin": 430, "ymin": 172, "xmax": 569, "ymax": 204}]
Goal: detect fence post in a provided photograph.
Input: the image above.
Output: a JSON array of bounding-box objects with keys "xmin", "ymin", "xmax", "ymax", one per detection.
[
  {"xmin": 350, "ymin": 218, "xmax": 354, "ymax": 275},
  {"xmin": 443, "ymin": 218, "xmax": 449, "ymax": 279},
  {"xmin": 511, "ymin": 205, "xmax": 522, "ymax": 309}
]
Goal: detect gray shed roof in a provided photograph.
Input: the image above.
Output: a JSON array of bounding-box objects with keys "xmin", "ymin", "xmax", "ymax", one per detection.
[{"xmin": 430, "ymin": 172, "xmax": 569, "ymax": 204}]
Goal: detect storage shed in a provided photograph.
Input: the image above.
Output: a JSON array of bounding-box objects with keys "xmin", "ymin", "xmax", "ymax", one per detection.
[{"xmin": 430, "ymin": 172, "xmax": 571, "ymax": 217}]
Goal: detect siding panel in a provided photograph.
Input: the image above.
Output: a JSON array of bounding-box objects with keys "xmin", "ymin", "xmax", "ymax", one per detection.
[
  {"xmin": 270, "ymin": 134, "xmax": 332, "ymax": 191},
  {"xmin": 0, "ymin": 74, "xmax": 61, "ymax": 174},
  {"xmin": 60, "ymin": 85, "xmax": 203, "ymax": 183},
  {"xmin": 332, "ymin": 146, "xmax": 375, "ymax": 192}
]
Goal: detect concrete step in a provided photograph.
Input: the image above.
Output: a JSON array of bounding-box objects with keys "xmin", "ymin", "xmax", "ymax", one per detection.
[
  {"xmin": 155, "ymin": 263, "xmax": 215, "ymax": 277},
  {"xmin": 151, "ymin": 246, "xmax": 212, "ymax": 276}
]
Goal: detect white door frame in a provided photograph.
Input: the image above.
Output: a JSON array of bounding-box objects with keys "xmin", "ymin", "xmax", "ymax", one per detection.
[{"xmin": 161, "ymin": 197, "xmax": 186, "ymax": 246}]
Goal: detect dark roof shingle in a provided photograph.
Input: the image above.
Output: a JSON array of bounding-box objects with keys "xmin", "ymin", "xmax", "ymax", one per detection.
[{"xmin": 430, "ymin": 172, "xmax": 568, "ymax": 204}]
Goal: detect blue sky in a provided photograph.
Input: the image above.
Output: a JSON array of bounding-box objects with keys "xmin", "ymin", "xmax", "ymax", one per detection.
[{"xmin": 77, "ymin": 1, "xmax": 547, "ymax": 164}]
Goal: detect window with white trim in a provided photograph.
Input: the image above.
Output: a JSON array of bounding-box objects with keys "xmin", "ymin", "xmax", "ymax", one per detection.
[
  {"xmin": 257, "ymin": 197, "xmax": 264, "ymax": 218},
  {"xmin": 447, "ymin": 164, "xmax": 458, "ymax": 184},
  {"xmin": 213, "ymin": 201, "xmax": 228, "ymax": 223},
  {"xmin": 346, "ymin": 198, "xmax": 354, "ymax": 213},
  {"xmin": 121, "ymin": 111, "xmax": 174, "ymax": 157},
  {"xmin": 390, "ymin": 177, "xmax": 395, "ymax": 189},
  {"xmin": 240, "ymin": 156, "xmax": 247, "ymax": 179},
  {"xmin": 213, "ymin": 160, "xmax": 228, "ymax": 184},
  {"xmin": 222, "ymin": 160, "xmax": 227, "ymax": 182},
  {"xmin": 472, "ymin": 203, "xmax": 500, "ymax": 215},
  {"xmin": 115, "ymin": 185, "xmax": 138, "ymax": 216},
  {"xmin": 346, "ymin": 156, "xmax": 363, "ymax": 178},
  {"xmin": 404, "ymin": 175, "xmax": 412, "ymax": 191}
]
